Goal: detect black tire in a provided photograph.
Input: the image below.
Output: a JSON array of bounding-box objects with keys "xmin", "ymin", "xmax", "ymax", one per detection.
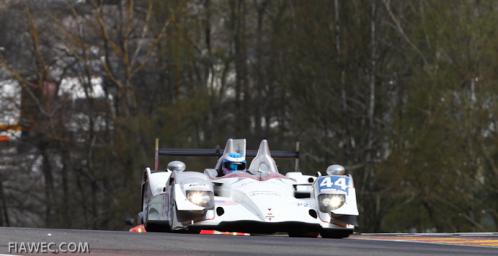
[
  {"xmin": 320, "ymin": 229, "xmax": 352, "ymax": 239},
  {"xmin": 288, "ymin": 232, "xmax": 320, "ymax": 238},
  {"xmin": 172, "ymin": 229, "xmax": 198, "ymax": 234},
  {"xmin": 145, "ymin": 221, "xmax": 171, "ymax": 232}
]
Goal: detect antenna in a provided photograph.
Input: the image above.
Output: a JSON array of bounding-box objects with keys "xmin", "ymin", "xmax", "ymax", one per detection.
[
  {"xmin": 294, "ymin": 141, "xmax": 300, "ymax": 171},
  {"xmin": 154, "ymin": 138, "xmax": 159, "ymax": 170}
]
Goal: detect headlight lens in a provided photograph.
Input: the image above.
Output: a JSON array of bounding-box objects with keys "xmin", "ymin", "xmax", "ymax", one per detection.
[
  {"xmin": 318, "ymin": 194, "xmax": 345, "ymax": 212},
  {"xmin": 186, "ymin": 191, "xmax": 214, "ymax": 208}
]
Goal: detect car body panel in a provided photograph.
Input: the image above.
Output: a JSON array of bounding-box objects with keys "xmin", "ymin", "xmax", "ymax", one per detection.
[{"xmin": 139, "ymin": 139, "xmax": 359, "ymax": 237}]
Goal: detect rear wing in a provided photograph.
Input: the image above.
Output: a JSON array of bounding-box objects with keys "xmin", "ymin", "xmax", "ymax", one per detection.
[
  {"xmin": 154, "ymin": 139, "xmax": 300, "ymax": 170},
  {"xmin": 158, "ymin": 148, "xmax": 299, "ymax": 158}
]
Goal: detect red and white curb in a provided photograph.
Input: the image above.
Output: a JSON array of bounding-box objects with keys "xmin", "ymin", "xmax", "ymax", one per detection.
[
  {"xmin": 353, "ymin": 234, "xmax": 498, "ymax": 248},
  {"xmin": 129, "ymin": 224, "xmax": 146, "ymax": 233}
]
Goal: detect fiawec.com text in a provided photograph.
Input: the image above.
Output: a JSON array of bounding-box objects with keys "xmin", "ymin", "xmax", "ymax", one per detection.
[{"xmin": 8, "ymin": 241, "xmax": 90, "ymax": 254}]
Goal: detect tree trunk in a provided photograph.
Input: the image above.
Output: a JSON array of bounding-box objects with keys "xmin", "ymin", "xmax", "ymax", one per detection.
[
  {"xmin": 0, "ymin": 180, "xmax": 9, "ymax": 226},
  {"xmin": 60, "ymin": 150, "xmax": 71, "ymax": 227},
  {"xmin": 231, "ymin": 1, "xmax": 248, "ymax": 134},
  {"xmin": 334, "ymin": 0, "xmax": 350, "ymax": 163},
  {"xmin": 41, "ymin": 146, "xmax": 54, "ymax": 227},
  {"xmin": 365, "ymin": 0, "xmax": 378, "ymax": 232},
  {"xmin": 254, "ymin": 1, "xmax": 268, "ymax": 138}
]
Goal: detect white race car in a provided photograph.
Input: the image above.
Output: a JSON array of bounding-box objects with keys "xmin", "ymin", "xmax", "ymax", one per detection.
[{"xmin": 138, "ymin": 139, "xmax": 359, "ymax": 238}]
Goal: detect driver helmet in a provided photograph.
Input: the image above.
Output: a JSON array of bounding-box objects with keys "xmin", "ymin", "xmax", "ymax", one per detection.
[{"xmin": 221, "ymin": 152, "xmax": 246, "ymax": 175}]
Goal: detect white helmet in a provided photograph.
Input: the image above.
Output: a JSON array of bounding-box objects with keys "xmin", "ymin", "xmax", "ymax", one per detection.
[{"xmin": 326, "ymin": 164, "xmax": 346, "ymax": 175}]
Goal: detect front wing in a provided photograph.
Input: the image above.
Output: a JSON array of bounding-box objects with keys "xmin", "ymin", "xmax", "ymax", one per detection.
[{"xmin": 173, "ymin": 196, "xmax": 356, "ymax": 234}]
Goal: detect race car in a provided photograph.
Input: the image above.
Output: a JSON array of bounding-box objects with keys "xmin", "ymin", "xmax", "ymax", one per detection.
[{"xmin": 138, "ymin": 138, "xmax": 359, "ymax": 238}]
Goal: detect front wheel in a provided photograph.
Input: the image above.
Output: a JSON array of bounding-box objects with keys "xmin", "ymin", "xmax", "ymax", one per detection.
[
  {"xmin": 288, "ymin": 232, "xmax": 320, "ymax": 238},
  {"xmin": 320, "ymin": 229, "xmax": 352, "ymax": 239},
  {"xmin": 144, "ymin": 221, "xmax": 171, "ymax": 232}
]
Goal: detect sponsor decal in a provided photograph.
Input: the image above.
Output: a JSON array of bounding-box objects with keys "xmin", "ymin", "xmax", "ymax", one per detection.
[
  {"xmin": 297, "ymin": 201, "xmax": 313, "ymax": 208},
  {"xmin": 264, "ymin": 208, "xmax": 274, "ymax": 221},
  {"xmin": 249, "ymin": 191, "xmax": 279, "ymax": 197},
  {"xmin": 183, "ymin": 183, "xmax": 210, "ymax": 190}
]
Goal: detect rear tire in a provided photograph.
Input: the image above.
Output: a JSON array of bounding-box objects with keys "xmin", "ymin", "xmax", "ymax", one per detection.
[{"xmin": 320, "ymin": 229, "xmax": 352, "ymax": 239}]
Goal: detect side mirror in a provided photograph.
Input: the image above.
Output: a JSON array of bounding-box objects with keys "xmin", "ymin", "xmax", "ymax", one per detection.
[
  {"xmin": 167, "ymin": 161, "xmax": 186, "ymax": 172},
  {"xmin": 326, "ymin": 164, "xmax": 346, "ymax": 175}
]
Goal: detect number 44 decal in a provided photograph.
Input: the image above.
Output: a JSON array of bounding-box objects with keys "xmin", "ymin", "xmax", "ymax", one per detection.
[{"xmin": 318, "ymin": 176, "xmax": 349, "ymax": 191}]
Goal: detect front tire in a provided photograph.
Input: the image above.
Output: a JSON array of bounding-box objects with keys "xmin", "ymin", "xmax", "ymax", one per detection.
[
  {"xmin": 288, "ymin": 232, "xmax": 319, "ymax": 238},
  {"xmin": 145, "ymin": 221, "xmax": 171, "ymax": 232},
  {"xmin": 320, "ymin": 229, "xmax": 352, "ymax": 239}
]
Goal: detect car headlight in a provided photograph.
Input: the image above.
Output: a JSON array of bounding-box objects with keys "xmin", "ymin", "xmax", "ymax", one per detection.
[
  {"xmin": 318, "ymin": 194, "xmax": 345, "ymax": 212},
  {"xmin": 186, "ymin": 191, "xmax": 214, "ymax": 208}
]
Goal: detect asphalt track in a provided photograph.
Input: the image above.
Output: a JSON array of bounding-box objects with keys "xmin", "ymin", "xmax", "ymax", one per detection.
[{"xmin": 1, "ymin": 228, "xmax": 498, "ymax": 256}]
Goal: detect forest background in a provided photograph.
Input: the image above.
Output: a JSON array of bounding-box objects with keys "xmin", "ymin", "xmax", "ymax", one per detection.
[{"xmin": 0, "ymin": 0, "xmax": 496, "ymax": 233}]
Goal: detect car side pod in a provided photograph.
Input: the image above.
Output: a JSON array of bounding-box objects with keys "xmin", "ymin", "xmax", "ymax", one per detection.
[{"xmin": 129, "ymin": 224, "xmax": 147, "ymax": 233}]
